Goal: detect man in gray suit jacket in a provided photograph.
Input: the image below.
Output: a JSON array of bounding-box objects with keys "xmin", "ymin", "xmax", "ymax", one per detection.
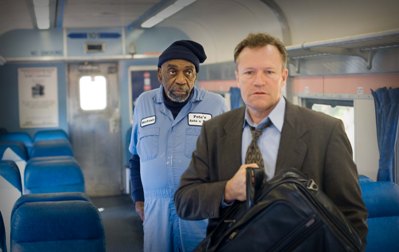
[{"xmin": 174, "ymin": 33, "xmax": 368, "ymax": 245}]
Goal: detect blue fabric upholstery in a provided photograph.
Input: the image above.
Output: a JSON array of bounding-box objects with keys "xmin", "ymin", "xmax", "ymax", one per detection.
[
  {"xmin": 0, "ymin": 132, "xmax": 33, "ymax": 157},
  {"xmin": 360, "ymin": 181, "xmax": 399, "ymax": 218},
  {"xmin": 359, "ymin": 179, "xmax": 399, "ymax": 251},
  {"xmin": 33, "ymin": 129, "xmax": 69, "ymax": 143},
  {"xmin": 0, "ymin": 211, "xmax": 6, "ymax": 252},
  {"xmin": 0, "ymin": 160, "xmax": 22, "ymax": 193},
  {"xmin": 24, "ymin": 157, "xmax": 84, "ymax": 194},
  {"xmin": 0, "ymin": 142, "xmax": 28, "ymax": 161},
  {"xmin": 11, "ymin": 193, "xmax": 105, "ymax": 252},
  {"xmin": 0, "ymin": 160, "xmax": 22, "ymax": 252},
  {"xmin": 30, "ymin": 139, "xmax": 74, "ymax": 158},
  {"xmin": 366, "ymin": 216, "xmax": 399, "ymax": 252},
  {"xmin": 358, "ymin": 174, "xmax": 375, "ymax": 183}
]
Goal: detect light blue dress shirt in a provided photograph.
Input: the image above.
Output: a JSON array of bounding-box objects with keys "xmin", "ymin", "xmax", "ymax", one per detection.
[{"xmin": 241, "ymin": 97, "xmax": 285, "ymax": 179}]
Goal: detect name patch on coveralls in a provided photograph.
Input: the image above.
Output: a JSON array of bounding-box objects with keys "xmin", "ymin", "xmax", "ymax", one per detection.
[
  {"xmin": 141, "ymin": 116, "xmax": 156, "ymax": 127},
  {"xmin": 188, "ymin": 113, "xmax": 212, "ymax": 126}
]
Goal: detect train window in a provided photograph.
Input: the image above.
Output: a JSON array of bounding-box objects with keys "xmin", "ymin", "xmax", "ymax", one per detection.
[
  {"xmin": 79, "ymin": 75, "xmax": 107, "ymax": 110},
  {"xmin": 303, "ymin": 98, "xmax": 355, "ymax": 154}
]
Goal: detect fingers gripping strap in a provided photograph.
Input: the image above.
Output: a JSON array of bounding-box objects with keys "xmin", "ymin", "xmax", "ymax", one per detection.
[{"xmin": 246, "ymin": 168, "xmax": 265, "ymax": 208}]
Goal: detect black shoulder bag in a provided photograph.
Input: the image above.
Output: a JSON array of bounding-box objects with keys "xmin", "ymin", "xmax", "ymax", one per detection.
[{"xmin": 195, "ymin": 168, "xmax": 362, "ymax": 252}]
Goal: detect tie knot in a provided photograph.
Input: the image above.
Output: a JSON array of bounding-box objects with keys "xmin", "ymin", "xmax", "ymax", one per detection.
[
  {"xmin": 250, "ymin": 128, "xmax": 262, "ymax": 139},
  {"xmin": 249, "ymin": 120, "xmax": 271, "ymax": 140}
]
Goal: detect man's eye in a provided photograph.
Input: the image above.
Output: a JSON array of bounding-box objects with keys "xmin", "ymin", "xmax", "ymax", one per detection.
[{"xmin": 168, "ymin": 70, "xmax": 176, "ymax": 75}]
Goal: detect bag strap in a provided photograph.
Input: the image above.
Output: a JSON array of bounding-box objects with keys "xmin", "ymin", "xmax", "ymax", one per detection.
[{"xmin": 246, "ymin": 168, "xmax": 265, "ymax": 208}]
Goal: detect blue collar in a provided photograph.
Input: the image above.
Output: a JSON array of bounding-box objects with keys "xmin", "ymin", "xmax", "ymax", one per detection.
[{"xmin": 243, "ymin": 97, "xmax": 285, "ymax": 132}]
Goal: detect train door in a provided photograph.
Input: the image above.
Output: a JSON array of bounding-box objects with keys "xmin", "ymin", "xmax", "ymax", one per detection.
[{"xmin": 67, "ymin": 62, "xmax": 122, "ymax": 196}]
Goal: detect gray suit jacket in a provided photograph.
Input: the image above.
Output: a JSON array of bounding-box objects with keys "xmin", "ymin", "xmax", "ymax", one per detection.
[{"xmin": 175, "ymin": 100, "xmax": 368, "ymax": 243}]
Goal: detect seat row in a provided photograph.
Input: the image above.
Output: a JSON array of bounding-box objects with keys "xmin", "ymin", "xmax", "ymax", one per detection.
[
  {"xmin": 0, "ymin": 129, "xmax": 73, "ymax": 160},
  {"xmin": 0, "ymin": 138, "xmax": 102, "ymax": 252},
  {"xmin": 359, "ymin": 175, "xmax": 399, "ymax": 252}
]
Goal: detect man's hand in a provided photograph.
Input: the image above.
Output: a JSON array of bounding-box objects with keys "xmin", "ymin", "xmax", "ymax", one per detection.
[
  {"xmin": 224, "ymin": 163, "xmax": 259, "ymax": 202},
  {"xmin": 135, "ymin": 201, "xmax": 144, "ymax": 221}
]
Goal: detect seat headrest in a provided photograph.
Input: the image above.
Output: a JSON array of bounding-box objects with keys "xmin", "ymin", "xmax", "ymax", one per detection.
[
  {"xmin": 30, "ymin": 139, "xmax": 74, "ymax": 158},
  {"xmin": 24, "ymin": 158, "xmax": 84, "ymax": 194},
  {"xmin": 33, "ymin": 129, "xmax": 69, "ymax": 143}
]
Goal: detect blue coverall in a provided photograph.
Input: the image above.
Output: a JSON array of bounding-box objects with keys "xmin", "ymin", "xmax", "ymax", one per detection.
[{"xmin": 129, "ymin": 86, "xmax": 227, "ymax": 252}]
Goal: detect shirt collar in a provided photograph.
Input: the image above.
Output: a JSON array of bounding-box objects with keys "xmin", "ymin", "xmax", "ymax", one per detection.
[{"xmin": 243, "ymin": 97, "xmax": 285, "ymax": 132}]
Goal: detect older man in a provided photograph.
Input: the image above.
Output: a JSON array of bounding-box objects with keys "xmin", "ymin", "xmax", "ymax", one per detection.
[{"xmin": 128, "ymin": 40, "xmax": 227, "ymax": 252}]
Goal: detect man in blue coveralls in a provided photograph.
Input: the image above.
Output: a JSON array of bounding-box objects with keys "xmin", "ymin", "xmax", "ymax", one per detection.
[{"xmin": 128, "ymin": 40, "xmax": 227, "ymax": 252}]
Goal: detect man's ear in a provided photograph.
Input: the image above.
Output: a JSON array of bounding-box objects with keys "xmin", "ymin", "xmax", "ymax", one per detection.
[
  {"xmin": 157, "ymin": 68, "xmax": 162, "ymax": 83},
  {"xmin": 281, "ymin": 67, "xmax": 288, "ymax": 87}
]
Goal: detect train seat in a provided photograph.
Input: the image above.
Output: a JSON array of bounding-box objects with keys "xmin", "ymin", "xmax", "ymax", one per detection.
[
  {"xmin": 0, "ymin": 142, "xmax": 28, "ymax": 161},
  {"xmin": 358, "ymin": 174, "xmax": 375, "ymax": 183},
  {"xmin": 1, "ymin": 142, "xmax": 28, "ymax": 184},
  {"xmin": 24, "ymin": 157, "xmax": 84, "ymax": 194},
  {"xmin": 10, "ymin": 192, "xmax": 105, "ymax": 252},
  {"xmin": 0, "ymin": 211, "xmax": 6, "ymax": 252},
  {"xmin": 0, "ymin": 132, "xmax": 33, "ymax": 157},
  {"xmin": 33, "ymin": 129, "xmax": 69, "ymax": 143},
  {"xmin": 29, "ymin": 139, "xmax": 74, "ymax": 158},
  {"xmin": 0, "ymin": 160, "xmax": 22, "ymax": 252},
  {"xmin": 360, "ymin": 180, "xmax": 399, "ymax": 252}
]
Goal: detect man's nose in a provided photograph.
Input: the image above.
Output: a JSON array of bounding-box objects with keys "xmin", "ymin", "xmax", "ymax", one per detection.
[
  {"xmin": 175, "ymin": 72, "xmax": 186, "ymax": 84},
  {"xmin": 254, "ymin": 71, "xmax": 266, "ymax": 85}
]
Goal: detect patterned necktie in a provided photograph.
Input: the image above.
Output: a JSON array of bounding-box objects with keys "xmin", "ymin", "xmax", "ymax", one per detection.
[{"xmin": 245, "ymin": 120, "xmax": 271, "ymax": 171}]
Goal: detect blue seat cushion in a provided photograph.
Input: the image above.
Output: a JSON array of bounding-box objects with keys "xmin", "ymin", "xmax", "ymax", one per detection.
[{"xmin": 366, "ymin": 216, "xmax": 399, "ymax": 252}]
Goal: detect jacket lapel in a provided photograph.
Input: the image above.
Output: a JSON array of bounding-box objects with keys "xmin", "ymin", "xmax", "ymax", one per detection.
[
  {"xmin": 219, "ymin": 107, "xmax": 245, "ymax": 179},
  {"xmin": 275, "ymin": 102, "xmax": 308, "ymax": 176}
]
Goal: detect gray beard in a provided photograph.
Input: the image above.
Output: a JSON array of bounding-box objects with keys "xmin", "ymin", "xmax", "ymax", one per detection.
[{"xmin": 166, "ymin": 92, "xmax": 189, "ymax": 103}]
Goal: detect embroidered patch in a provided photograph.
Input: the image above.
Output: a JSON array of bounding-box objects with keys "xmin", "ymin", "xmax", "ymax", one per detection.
[
  {"xmin": 141, "ymin": 116, "xmax": 156, "ymax": 127},
  {"xmin": 188, "ymin": 113, "xmax": 212, "ymax": 126}
]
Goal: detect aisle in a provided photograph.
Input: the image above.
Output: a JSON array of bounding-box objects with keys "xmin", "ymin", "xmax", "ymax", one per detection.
[{"xmin": 91, "ymin": 194, "xmax": 144, "ymax": 252}]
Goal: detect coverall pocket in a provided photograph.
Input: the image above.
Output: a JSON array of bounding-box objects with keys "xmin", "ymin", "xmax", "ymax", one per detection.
[
  {"xmin": 137, "ymin": 127, "xmax": 160, "ymax": 161},
  {"xmin": 184, "ymin": 127, "xmax": 201, "ymax": 158}
]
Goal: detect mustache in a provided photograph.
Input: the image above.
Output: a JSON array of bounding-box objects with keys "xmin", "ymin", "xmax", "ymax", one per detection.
[{"xmin": 171, "ymin": 86, "xmax": 190, "ymax": 92}]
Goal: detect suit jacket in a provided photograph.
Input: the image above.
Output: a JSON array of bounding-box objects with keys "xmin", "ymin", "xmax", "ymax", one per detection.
[{"xmin": 175, "ymin": 100, "xmax": 368, "ymax": 243}]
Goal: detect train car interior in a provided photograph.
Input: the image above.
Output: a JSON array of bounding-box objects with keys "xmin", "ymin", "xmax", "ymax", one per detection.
[{"xmin": 0, "ymin": 0, "xmax": 398, "ymax": 251}]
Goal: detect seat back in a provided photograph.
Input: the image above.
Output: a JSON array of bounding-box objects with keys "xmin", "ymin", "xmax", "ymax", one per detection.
[
  {"xmin": 0, "ymin": 132, "xmax": 33, "ymax": 157},
  {"xmin": 0, "ymin": 160, "xmax": 22, "ymax": 252},
  {"xmin": 1, "ymin": 142, "xmax": 28, "ymax": 189},
  {"xmin": 11, "ymin": 193, "xmax": 105, "ymax": 252},
  {"xmin": 0, "ymin": 142, "xmax": 28, "ymax": 161},
  {"xmin": 0, "ymin": 211, "xmax": 6, "ymax": 252},
  {"xmin": 24, "ymin": 157, "xmax": 84, "ymax": 194},
  {"xmin": 33, "ymin": 129, "xmax": 69, "ymax": 142},
  {"xmin": 360, "ymin": 181, "xmax": 399, "ymax": 218},
  {"xmin": 30, "ymin": 139, "xmax": 74, "ymax": 158},
  {"xmin": 360, "ymin": 180, "xmax": 399, "ymax": 252}
]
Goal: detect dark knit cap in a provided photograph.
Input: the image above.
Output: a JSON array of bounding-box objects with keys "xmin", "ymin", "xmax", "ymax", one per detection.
[{"xmin": 158, "ymin": 40, "xmax": 207, "ymax": 72}]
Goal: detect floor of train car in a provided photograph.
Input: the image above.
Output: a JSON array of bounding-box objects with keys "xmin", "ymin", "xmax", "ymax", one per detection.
[{"xmin": 91, "ymin": 194, "xmax": 144, "ymax": 252}]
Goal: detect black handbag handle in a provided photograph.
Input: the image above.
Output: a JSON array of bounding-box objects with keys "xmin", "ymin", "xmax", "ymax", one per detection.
[{"xmin": 246, "ymin": 168, "xmax": 265, "ymax": 208}]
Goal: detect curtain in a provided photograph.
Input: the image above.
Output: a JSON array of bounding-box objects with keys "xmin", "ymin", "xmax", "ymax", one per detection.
[{"xmin": 371, "ymin": 87, "xmax": 399, "ymax": 182}]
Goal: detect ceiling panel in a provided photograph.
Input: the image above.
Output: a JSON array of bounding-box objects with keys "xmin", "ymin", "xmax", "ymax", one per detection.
[{"xmin": 63, "ymin": 0, "xmax": 161, "ymax": 29}]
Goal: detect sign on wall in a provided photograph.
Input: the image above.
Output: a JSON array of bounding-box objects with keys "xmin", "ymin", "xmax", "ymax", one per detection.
[{"xmin": 18, "ymin": 67, "xmax": 59, "ymax": 128}]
